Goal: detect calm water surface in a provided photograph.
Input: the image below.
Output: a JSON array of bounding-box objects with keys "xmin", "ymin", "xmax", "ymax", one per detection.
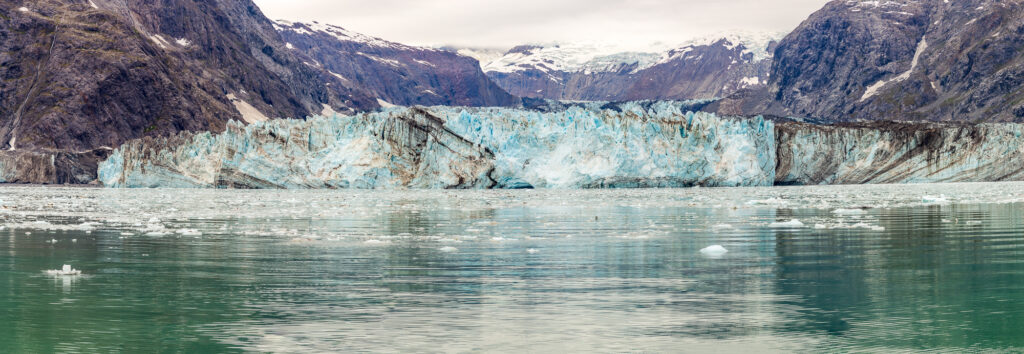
[{"xmin": 2, "ymin": 183, "xmax": 1024, "ymax": 352}]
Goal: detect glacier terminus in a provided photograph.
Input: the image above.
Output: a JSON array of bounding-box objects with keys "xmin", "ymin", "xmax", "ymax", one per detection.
[{"xmin": 95, "ymin": 101, "xmax": 1024, "ymax": 189}]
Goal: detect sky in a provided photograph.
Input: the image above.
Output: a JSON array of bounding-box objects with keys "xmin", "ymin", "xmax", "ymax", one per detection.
[{"xmin": 253, "ymin": 0, "xmax": 831, "ymax": 50}]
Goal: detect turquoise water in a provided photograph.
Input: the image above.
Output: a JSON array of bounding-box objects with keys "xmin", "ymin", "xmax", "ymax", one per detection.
[{"xmin": 1, "ymin": 184, "xmax": 1024, "ymax": 352}]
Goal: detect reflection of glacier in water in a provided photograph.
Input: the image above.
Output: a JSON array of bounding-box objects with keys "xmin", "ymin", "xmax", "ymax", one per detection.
[{"xmin": 2, "ymin": 183, "xmax": 1024, "ymax": 351}]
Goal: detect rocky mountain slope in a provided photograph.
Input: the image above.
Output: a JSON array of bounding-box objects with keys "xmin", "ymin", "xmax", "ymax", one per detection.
[
  {"xmin": 719, "ymin": 0, "xmax": 1024, "ymax": 123},
  {"xmin": 0, "ymin": 0, "xmax": 379, "ymax": 155},
  {"xmin": 480, "ymin": 34, "xmax": 780, "ymax": 102},
  {"xmin": 274, "ymin": 21, "xmax": 518, "ymax": 107}
]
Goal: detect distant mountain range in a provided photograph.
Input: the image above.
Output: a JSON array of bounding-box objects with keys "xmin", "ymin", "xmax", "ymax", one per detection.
[
  {"xmin": 274, "ymin": 20, "xmax": 517, "ymax": 108},
  {"xmin": 470, "ymin": 33, "xmax": 781, "ymax": 102}
]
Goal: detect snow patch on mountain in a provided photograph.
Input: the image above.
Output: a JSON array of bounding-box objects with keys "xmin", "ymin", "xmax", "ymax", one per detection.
[{"xmin": 482, "ymin": 32, "xmax": 784, "ymax": 75}]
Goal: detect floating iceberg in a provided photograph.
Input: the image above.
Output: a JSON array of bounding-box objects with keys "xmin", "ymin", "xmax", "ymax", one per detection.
[
  {"xmin": 699, "ymin": 245, "xmax": 729, "ymax": 257},
  {"xmin": 46, "ymin": 265, "xmax": 82, "ymax": 276},
  {"xmin": 769, "ymin": 219, "xmax": 805, "ymax": 228}
]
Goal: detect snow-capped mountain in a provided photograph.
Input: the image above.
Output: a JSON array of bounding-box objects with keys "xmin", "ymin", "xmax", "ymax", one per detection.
[
  {"xmin": 274, "ymin": 21, "xmax": 517, "ymax": 107},
  {"xmin": 478, "ymin": 33, "xmax": 783, "ymax": 101}
]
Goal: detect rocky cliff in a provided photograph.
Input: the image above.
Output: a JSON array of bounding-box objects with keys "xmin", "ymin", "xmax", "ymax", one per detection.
[
  {"xmin": 0, "ymin": 0, "xmax": 379, "ymax": 157},
  {"xmin": 724, "ymin": 0, "xmax": 1024, "ymax": 123}
]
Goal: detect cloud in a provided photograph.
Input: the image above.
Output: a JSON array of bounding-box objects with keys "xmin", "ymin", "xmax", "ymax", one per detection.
[{"xmin": 254, "ymin": 0, "xmax": 829, "ymax": 49}]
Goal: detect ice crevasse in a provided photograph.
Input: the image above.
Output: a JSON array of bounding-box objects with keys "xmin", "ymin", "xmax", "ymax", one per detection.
[{"xmin": 97, "ymin": 102, "xmax": 777, "ymax": 188}]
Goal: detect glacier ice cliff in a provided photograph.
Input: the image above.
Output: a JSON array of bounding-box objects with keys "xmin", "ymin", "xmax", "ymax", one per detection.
[
  {"xmin": 98, "ymin": 102, "xmax": 776, "ymax": 188},
  {"xmin": 98, "ymin": 108, "xmax": 494, "ymax": 188},
  {"xmin": 775, "ymin": 122, "xmax": 1024, "ymax": 185},
  {"xmin": 96, "ymin": 102, "xmax": 1024, "ymax": 189}
]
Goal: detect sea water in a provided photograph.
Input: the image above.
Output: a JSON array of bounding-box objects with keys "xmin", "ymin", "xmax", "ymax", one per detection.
[{"xmin": 1, "ymin": 183, "xmax": 1024, "ymax": 352}]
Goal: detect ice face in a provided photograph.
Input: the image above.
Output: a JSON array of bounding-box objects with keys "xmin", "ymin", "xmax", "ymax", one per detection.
[
  {"xmin": 99, "ymin": 109, "xmax": 496, "ymax": 189},
  {"xmin": 99, "ymin": 102, "xmax": 777, "ymax": 189},
  {"xmin": 432, "ymin": 102, "xmax": 775, "ymax": 188},
  {"xmin": 775, "ymin": 123, "xmax": 1024, "ymax": 184},
  {"xmin": 98, "ymin": 101, "xmax": 1024, "ymax": 189}
]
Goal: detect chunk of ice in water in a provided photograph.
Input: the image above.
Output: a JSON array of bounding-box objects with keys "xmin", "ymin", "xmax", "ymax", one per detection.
[
  {"xmin": 923, "ymin": 195, "xmax": 948, "ymax": 204},
  {"xmin": 526, "ymin": 248, "xmax": 540, "ymax": 254},
  {"xmin": 711, "ymin": 224, "xmax": 734, "ymax": 231},
  {"xmin": 769, "ymin": 219, "xmax": 805, "ymax": 228},
  {"xmin": 439, "ymin": 246, "xmax": 459, "ymax": 253},
  {"xmin": 833, "ymin": 208, "xmax": 866, "ymax": 215},
  {"xmin": 176, "ymin": 229, "xmax": 202, "ymax": 236},
  {"xmin": 46, "ymin": 264, "xmax": 81, "ymax": 276},
  {"xmin": 700, "ymin": 245, "xmax": 728, "ymax": 257}
]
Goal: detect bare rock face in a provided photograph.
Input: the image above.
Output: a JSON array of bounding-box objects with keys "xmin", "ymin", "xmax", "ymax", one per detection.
[
  {"xmin": 481, "ymin": 35, "xmax": 779, "ymax": 102},
  {"xmin": 748, "ymin": 0, "xmax": 1024, "ymax": 123},
  {"xmin": 274, "ymin": 21, "xmax": 518, "ymax": 107},
  {"xmin": 0, "ymin": 0, "xmax": 379, "ymax": 183},
  {"xmin": 0, "ymin": 149, "xmax": 111, "ymax": 184}
]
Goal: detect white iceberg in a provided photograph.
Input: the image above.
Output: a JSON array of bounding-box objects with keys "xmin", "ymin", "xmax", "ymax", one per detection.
[
  {"xmin": 700, "ymin": 245, "xmax": 729, "ymax": 257},
  {"xmin": 46, "ymin": 265, "xmax": 82, "ymax": 276},
  {"xmin": 769, "ymin": 219, "xmax": 805, "ymax": 228}
]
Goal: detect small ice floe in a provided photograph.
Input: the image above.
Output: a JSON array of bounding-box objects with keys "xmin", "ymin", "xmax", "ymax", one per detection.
[
  {"xmin": 833, "ymin": 208, "xmax": 867, "ymax": 215},
  {"xmin": 148, "ymin": 217, "xmax": 161, "ymax": 224},
  {"xmin": 966, "ymin": 220, "xmax": 983, "ymax": 226},
  {"xmin": 175, "ymin": 229, "xmax": 202, "ymax": 236},
  {"xmin": 851, "ymin": 223, "xmax": 886, "ymax": 232},
  {"xmin": 700, "ymin": 245, "xmax": 728, "ymax": 257},
  {"xmin": 923, "ymin": 195, "xmax": 948, "ymax": 204},
  {"xmin": 711, "ymin": 224, "xmax": 734, "ymax": 231},
  {"xmin": 439, "ymin": 246, "xmax": 459, "ymax": 253},
  {"xmin": 769, "ymin": 219, "xmax": 805, "ymax": 228},
  {"xmin": 364, "ymin": 239, "xmax": 388, "ymax": 245},
  {"xmin": 45, "ymin": 265, "xmax": 81, "ymax": 276},
  {"xmin": 526, "ymin": 248, "xmax": 540, "ymax": 254}
]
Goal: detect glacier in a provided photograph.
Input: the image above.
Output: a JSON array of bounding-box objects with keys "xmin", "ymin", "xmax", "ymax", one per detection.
[
  {"xmin": 98, "ymin": 102, "xmax": 776, "ymax": 189},
  {"xmin": 97, "ymin": 102, "xmax": 1024, "ymax": 189}
]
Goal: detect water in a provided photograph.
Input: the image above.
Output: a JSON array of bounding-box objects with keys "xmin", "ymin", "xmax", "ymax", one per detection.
[{"xmin": 1, "ymin": 183, "xmax": 1024, "ymax": 352}]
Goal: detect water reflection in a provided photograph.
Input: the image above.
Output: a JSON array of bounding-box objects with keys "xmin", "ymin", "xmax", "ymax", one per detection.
[{"xmin": 1, "ymin": 185, "xmax": 1024, "ymax": 351}]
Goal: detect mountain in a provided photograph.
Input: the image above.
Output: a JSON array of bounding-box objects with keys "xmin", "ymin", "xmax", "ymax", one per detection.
[
  {"xmin": 274, "ymin": 21, "xmax": 518, "ymax": 107},
  {"xmin": 0, "ymin": 0, "xmax": 380, "ymax": 155},
  {"xmin": 719, "ymin": 0, "xmax": 1024, "ymax": 123},
  {"xmin": 479, "ymin": 33, "xmax": 781, "ymax": 102}
]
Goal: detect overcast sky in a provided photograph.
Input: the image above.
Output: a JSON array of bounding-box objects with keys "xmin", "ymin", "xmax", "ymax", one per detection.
[{"xmin": 253, "ymin": 0, "xmax": 830, "ymax": 50}]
